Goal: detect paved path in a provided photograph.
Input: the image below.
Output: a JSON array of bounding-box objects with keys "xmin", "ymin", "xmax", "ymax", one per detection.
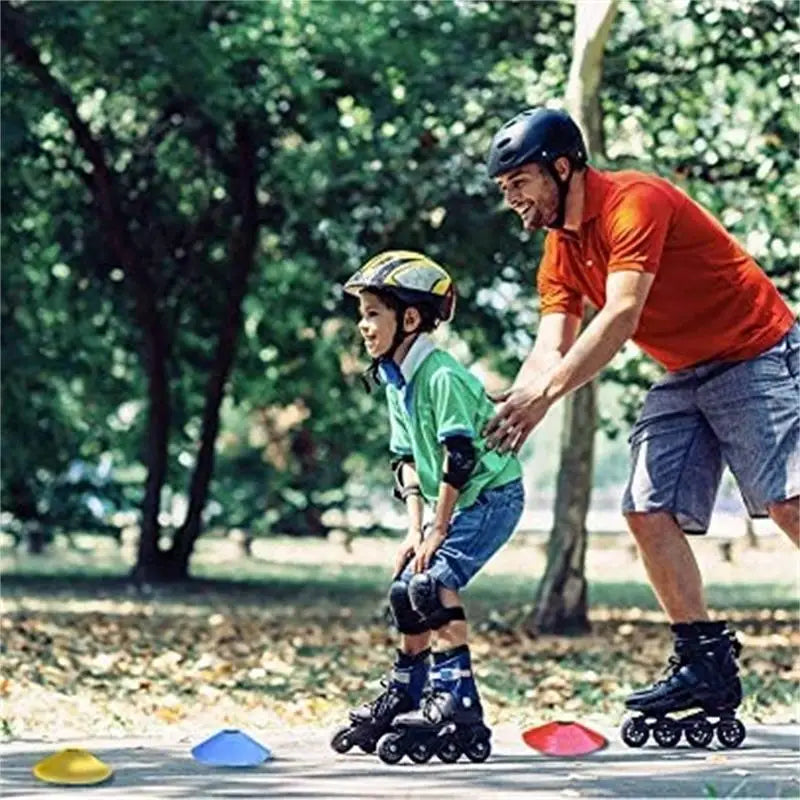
[{"xmin": 2, "ymin": 724, "xmax": 798, "ymax": 798}]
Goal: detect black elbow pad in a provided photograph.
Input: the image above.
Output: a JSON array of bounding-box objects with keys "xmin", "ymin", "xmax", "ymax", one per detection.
[{"xmin": 442, "ymin": 435, "xmax": 476, "ymax": 489}]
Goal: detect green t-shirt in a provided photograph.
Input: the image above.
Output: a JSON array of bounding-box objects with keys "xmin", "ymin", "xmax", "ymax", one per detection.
[{"xmin": 386, "ymin": 341, "xmax": 522, "ymax": 510}]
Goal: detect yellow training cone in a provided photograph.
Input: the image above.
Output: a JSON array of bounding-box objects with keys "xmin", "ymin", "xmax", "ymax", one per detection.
[{"xmin": 32, "ymin": 748, "xmax": 113, "ymax": 785}]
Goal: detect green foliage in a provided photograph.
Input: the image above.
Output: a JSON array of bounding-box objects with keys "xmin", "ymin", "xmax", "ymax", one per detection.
[
  {"xmin": 2, "ymin": 0, "xmax": 796, "ymax": 539},
  {"xmin": 601, "ymin": 0, "xmax": 799, "ymax": 416}
]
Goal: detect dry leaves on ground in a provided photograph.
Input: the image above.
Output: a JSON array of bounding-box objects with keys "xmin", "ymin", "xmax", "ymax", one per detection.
[{"xmin": 2, "ymin": 589, "xmax": 797, "ymax": 741}]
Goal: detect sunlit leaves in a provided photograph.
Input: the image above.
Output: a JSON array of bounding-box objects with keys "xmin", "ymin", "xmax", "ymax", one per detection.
[{"xmin": 2, "ymin": 0, "xmax": 796, "ymax": 539}]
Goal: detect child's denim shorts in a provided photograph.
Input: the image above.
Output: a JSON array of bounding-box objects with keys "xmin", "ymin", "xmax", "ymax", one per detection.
[{"xmin": 399, "ymin": 478, "xmax": 525, "ymax": 590}]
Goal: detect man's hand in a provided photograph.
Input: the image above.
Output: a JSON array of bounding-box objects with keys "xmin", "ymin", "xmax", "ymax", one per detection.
[
  {"xmin": 483, "ymin": 379, "xmax": 552, "ymax": 454},
  {"xmin": 412, "ymin": 525, "xmax": 447, "ymax": 573},
  {"xmin": 394, "ymin": 528, "xmax": 423, "ymax": 578}
]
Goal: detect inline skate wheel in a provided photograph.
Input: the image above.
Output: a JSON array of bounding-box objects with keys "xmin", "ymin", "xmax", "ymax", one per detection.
[
  {"xmin": 685, "ymin": 718, "xmax": 714, "ymax": 748},
  {"xmin": 408, "ymin": 738, "xmax": 434, "ymax": 763},
  {"xmin": 436, "ymin": 735, "xmax": 462, "ymax": 763},
  {"xmin": 377, "ymin": 732, "xmax": 406, "ymax": 764},
  {"xmin": 716, "ymin": 718, "xmax": 746, "ymax": 748},
  {"xmin": 621, "ymin": 717, "xmax": 649, "ymax": 747},
  {"xmin": 465, "ymin": 737, "xmax": 491, "ymax": 763},
  {"xmin": 653, "ymin": 718, "xmax": 682, "ymax": 747},
  {"xmin": 330, "ymin": 725, "xmax": 355, "ymax": 754},
  {"xmin": 359, "ymin": 738, "xmax": 377, "ymax": 754}
]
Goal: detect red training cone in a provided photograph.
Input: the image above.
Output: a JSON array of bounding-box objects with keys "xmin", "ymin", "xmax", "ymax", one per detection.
[{"xmin": 522, "ymin": 721, "xmax": 607, "ymax": 756}]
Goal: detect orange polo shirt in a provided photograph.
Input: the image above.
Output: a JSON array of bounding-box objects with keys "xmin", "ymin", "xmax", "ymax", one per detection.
[{"xmin": 537, "ymin": 167, "xmax": 795, "ymax": 371}]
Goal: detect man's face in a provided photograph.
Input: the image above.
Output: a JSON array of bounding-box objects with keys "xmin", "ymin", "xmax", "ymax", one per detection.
[
  {"xmin": 495, "ymin": 162, "xmax": 559, "ymax": 231},
  {"xmin": 357, "ymin": 291, "xmax": 397, "ymax": 358}
]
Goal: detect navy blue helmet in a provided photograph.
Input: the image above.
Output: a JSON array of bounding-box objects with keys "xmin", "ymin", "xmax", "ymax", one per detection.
[{"xmin": 487, "ymin": 108, "xmax": 587, "ymax": 178}]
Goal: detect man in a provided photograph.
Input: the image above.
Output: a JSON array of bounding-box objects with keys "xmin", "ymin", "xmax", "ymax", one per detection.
[{"xmin": 484, "ymin": 106, "xmax": 798, "ymax": 743}]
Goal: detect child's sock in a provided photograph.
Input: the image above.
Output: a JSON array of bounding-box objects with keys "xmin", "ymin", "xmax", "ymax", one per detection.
[
  {"xmin": 393, "ymin": 648, "xmax": 431, "ymax": 707},
  {"xmin": 431, "ymin": 644, "xmax": 481, "ymax": 712}
]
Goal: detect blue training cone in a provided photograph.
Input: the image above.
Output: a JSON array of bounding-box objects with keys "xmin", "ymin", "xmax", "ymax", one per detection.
[{"xmin": 191, "ymin": 729, "xmax": 272, "ymax": 767}]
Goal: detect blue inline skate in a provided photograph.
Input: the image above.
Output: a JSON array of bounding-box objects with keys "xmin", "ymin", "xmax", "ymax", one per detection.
[
  {"xmin": 377, "ymin": 645, "xmax": 491, "ymax": 764},
  {"xmin": 331, "ymin": 649, "xmax": 430, "ymax": 755}
]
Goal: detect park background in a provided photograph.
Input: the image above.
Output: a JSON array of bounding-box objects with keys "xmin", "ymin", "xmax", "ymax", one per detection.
[{"xmin": 1, "ymin": 0, "xmax": 798, "ymax": 742}]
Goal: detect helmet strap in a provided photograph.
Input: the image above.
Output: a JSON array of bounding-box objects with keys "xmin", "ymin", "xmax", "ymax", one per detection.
[
  {"xmin": 545, "ymin": 160, "xmax": 574, "ymax": 229},
  {"xmin": 362, "ymin": 308, "xmax": 420, "ymax": 392}
]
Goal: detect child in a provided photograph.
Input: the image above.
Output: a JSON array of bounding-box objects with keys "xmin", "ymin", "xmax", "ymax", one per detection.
[{"xmin": 330, "ymin": 251, "xmax": 524, "ymax": 764}]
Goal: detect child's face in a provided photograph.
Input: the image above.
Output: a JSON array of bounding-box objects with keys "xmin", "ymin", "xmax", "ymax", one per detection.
[{"xmin": 357, "ymin": 291, "xmax": 397, "ymax": 359}]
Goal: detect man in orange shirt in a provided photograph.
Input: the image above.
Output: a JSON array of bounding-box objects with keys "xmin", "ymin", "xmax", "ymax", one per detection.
[{"xmin": 485, "ymin": 107, "xmax": 798, "ymax": 747}]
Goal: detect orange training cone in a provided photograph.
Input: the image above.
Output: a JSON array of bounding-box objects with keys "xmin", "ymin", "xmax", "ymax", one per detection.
[
  {"xmin": 522, "ymin": 721, "xmax": 607, "ymax": 756},
  {"xmin": 32, "ymin": 748, "xmax": 113, "ymax": 785}
]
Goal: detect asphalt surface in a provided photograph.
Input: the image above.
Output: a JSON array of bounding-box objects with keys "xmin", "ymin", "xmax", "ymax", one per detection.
[{"xmin": 2, "ymin": 723, "xmax": 798, "ymax": 799}]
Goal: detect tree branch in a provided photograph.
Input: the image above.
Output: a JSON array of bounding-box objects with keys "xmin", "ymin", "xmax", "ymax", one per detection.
[
  {"xmin": 170, "ymin": 117, "xmax": 262, "ymax": 565},
  {"xmin": 1, "ymin": 5, "xmax": 150, "ymax": 289},
  {"xmin": 2, "ymin": 4, "xmax": 173, "ymax": 567}
]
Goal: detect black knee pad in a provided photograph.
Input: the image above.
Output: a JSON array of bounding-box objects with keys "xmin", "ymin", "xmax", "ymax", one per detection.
[
  {"xmin": 407, "ymin": 573, "xmax": 466, "ymax": 631},
  {"xmin": 388, "ymin": 580, "xmax": 428, "ymax": 635}
]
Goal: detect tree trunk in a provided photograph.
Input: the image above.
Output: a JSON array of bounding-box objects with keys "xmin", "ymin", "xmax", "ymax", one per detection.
[
  {"xmin": 528, "ymin": 380, "xmax": 596, "ymax": 634},
  {"xmin": 26, "ymin": 523, "xmax": 48, "ymax": 555},
  {"xmin": 292, "ymin": 428, "xmax": 329, "ymax": 537},
  {"xmin": 527, "ymin": 0, "xmax": 618, "ymax": 635},
  {"xmin": 131, "ymin": 336, "xmax": 172, "ymax": 583},
  {"xmin": 744, "ymin": 516, "xmax": 758, "ymax": 548},
  {"xmin": 1, "ymin": 7, "xmax": 172, "ymax": 585},
  {"xmin": 565, "ymin": 1, "xmax": 619, "ymax": 159},
  {"xmin": 167, "ymin": 121, "xmax": 260, "ymax": 579}
]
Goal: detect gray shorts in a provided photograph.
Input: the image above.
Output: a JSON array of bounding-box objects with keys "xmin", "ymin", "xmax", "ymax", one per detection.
[{"xmin": 622, "ymin": 323, "xmax": 800, "ymax": 533}]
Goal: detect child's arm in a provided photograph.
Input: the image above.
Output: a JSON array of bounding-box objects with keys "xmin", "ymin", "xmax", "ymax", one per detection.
[
  {"xmin": 412, "ymin": 482, "xmax": 459, "ymax": 573},
  {"xmin": 399, "ymin": 460, "xmax": 425, "ymax": 535},
  {"xmin": 412, "ymin": 435, "xmax": 474, "ymax": 573},
  {"xmin": 393, "ymin": 458, "xmax": 425, "ymax": 577}
]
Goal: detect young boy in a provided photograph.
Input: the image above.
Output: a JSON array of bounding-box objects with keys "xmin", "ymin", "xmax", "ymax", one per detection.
[{"xmin": 330, "ymin": 251, "xmax": 524, "ymax": 764}]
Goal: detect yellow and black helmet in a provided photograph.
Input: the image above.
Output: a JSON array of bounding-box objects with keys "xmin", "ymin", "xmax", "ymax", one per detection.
[{"xmin": 344, "ymin": 250, "xmax": 456, "ymax": 323}]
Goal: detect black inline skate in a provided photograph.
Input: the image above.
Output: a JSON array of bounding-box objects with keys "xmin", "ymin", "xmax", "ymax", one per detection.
[
  {"xmin": 377, "ymin": 644, "xmax": 491, "ymax": 764},
  {"xmin": 621, "ymin": 621, "xmax": 746, "ymax": 749},
  {"xmin": 330, "ymin": 649, "xmax": 430, "ymax": 755}
]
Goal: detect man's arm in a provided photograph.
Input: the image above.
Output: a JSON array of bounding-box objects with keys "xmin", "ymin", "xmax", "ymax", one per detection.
[
  {"xmin": 485, "ymin": 270, "xmax": 654, "ymax": 452},
  {"xmin": 511, "ymin": 311, "xmax": 581, "ymax": 390},
  {"xmin": 543, "ymin": 270, "xmax": 654, "ymax": 402}
]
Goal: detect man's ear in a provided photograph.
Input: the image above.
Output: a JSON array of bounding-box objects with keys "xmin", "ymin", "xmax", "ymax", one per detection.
[
  {"xmin": 553, "ymin": 156, "xmax": 572, "ymax": 181},
  {"xmin": 403, "ymin": 307, "xmax": 421, "ymax": 333}
]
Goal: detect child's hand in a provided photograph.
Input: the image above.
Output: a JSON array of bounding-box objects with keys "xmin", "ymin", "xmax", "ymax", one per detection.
[
  {"xmin": 394, "ymin": 529, "xmax": 422, "ymax": 578},
  {"xmin": 412, "ymin": 526, "xmax": 446, "ymax": 573}
]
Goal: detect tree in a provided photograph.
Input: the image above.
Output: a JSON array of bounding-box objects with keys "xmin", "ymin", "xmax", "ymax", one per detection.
[
  {"xmin": 2, "ymin": 3, "xmax": 267, "ymax": 579},
  {"xmin": 527, "ymin": 0, "xmax": 618, "ymax": 635},
  {"xmin": 3, "ymin": 0, "xmax": 794, "ymax": 588},
  {"xmin": 529, "ymin": 0, "xmax": 798, "ymax": 630},
  {"xmin": 1, "ymin": 1, "xmax": 573, "ymax": 577}
]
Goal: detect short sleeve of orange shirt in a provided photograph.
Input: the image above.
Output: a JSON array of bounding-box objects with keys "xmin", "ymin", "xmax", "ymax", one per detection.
[
  {"xmin": 603, "ymin": 182, "xmax": 672, "ymax": 274},
  {"xmin": 537, "ymin": 234, "xmax": 584, "ymax": 318},
  {"xmin": 537, "ymin": 181, "xmax": 672, "ymax": 316},
  {"xmin": 534, "ymin": 168, "xmax": 794, "ymax": 370}
]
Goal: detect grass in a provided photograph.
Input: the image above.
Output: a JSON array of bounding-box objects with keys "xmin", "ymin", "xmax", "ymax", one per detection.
[{"xmin": 2, "ymin": 555, "xmax": 797, "ymax": 616}]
